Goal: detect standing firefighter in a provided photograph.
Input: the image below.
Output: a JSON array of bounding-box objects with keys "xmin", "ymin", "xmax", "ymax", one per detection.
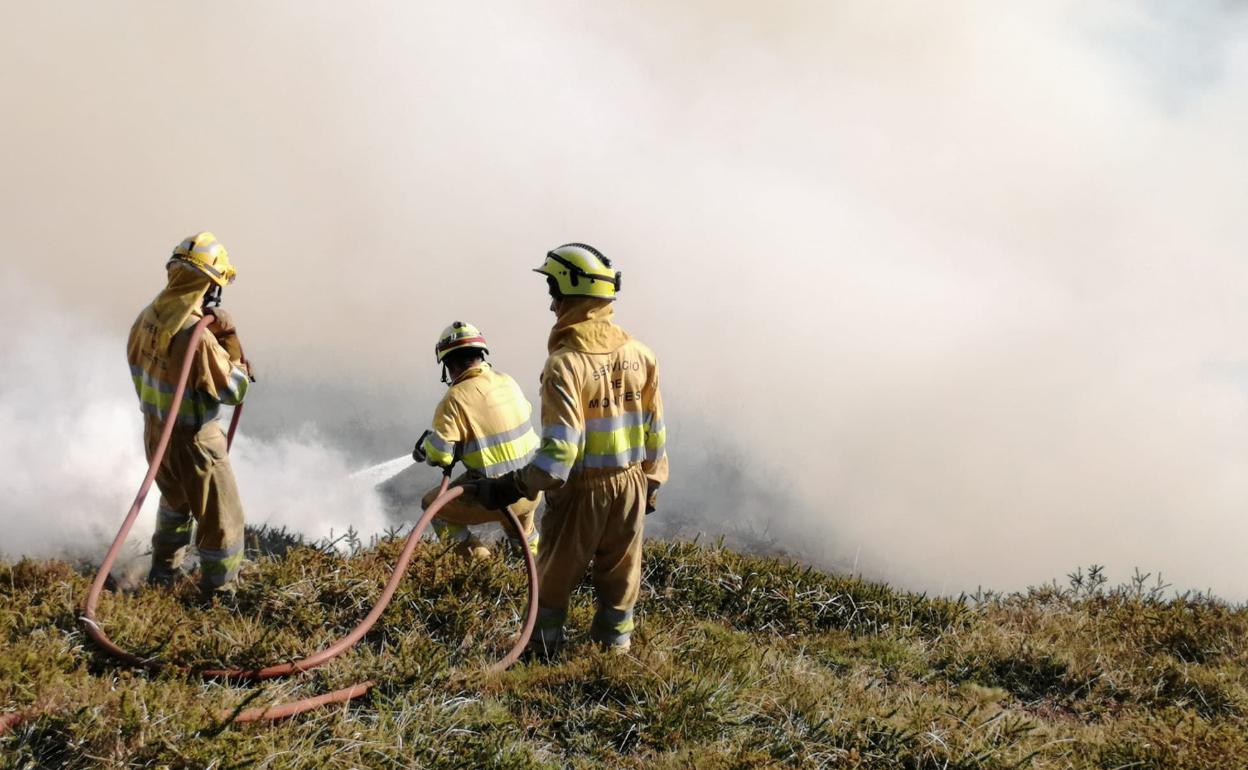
[
  {"xmin": 127, "ymin": 232, "xmax": 252, "ymax": 597},
  {"xmin": 470, "ymin": 243, "xmax": 668, "ymax": 655},
  {"xmin": 413, "ymin": 322, "xmax": 542, "ymax": 560}
]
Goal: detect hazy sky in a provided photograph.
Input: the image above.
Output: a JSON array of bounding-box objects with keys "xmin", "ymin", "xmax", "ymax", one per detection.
[{"xmin": 2, "ymin": 2, "xmax": 1246, "ymax": 598}]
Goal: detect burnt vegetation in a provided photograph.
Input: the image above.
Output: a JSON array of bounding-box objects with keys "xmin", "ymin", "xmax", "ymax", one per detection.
[{"xmin": 2, "ymin": 534, "xmax": 1246, "ymax": 768}]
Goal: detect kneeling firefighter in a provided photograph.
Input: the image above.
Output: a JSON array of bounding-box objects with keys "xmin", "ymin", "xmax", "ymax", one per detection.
[
  {"xmin": 412, "ymin": 322, "xmax": 542, "ymax": 560},
  {"xmin": 468, "ymin": 244, "xmax": 669, "ymax": 655},
  {"xmin": 126, "ymin": 232, "xmax": 253, "ymax": 597}
]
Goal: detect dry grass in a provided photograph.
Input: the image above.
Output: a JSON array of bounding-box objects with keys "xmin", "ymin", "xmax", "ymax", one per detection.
[{"xmin": 2, "ymin": 534, "xmax": 1245, "ymax": 768}]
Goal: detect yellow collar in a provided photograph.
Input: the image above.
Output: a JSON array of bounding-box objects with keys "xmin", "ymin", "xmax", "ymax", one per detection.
[
  {"xmin": 451, "ymin": 362, "xmax": 490, "ymax": 385},
  {"xmin": 547, "ymin": 298, "xmax": 631, "ymax": 354}
]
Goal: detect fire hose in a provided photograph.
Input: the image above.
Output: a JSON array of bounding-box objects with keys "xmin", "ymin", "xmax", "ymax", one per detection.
[{"xmin": 1, "ymin": 314, "xmax": 539, "ymax": 733}]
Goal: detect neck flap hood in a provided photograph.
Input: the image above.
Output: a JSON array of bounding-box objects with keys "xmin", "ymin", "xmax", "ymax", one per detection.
[
  {"xmin": 547, "ymin": 298, "xmax": 631, "ymax": 354},
  {"xmin": 151, "ymin": 264, "xmax": 211, "ymax": 351}
]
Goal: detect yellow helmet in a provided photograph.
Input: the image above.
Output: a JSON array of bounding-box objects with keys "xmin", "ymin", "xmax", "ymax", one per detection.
[
  {"xmin": 168, "ymin": 231, "xmax": 236, "ymax": 287},
  {"xmin": 533, "ymin": 243, "xmax": 621, "ymax": 300},
  {"xmin": 435, "ymin": 321, "xmax": 489, "ymax": 363}
]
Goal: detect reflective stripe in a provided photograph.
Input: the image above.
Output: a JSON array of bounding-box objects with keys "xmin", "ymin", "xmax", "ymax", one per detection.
[
  {"xmin": 570, "ymin": 411, "xmax": 648, "ymax": 471},
  {"xmin": 129, "ymin": 325, "xmax": 247, "ymax": 418},
  {"xmin": 543, "ymin": 424, "xmax": 582, "ymax": 443},
  {"xmin": 580, "ymin": 446, "xmax": 646, "ymax": 469},
  {"xmin": 461, "ymin": 425, "xmax": 539, "ymax": 477},
  {"xmin": 535, "ymin": 420, "xmax": 580, "ymax": 480},
  {"xmin": 139, "ymin": 398, "xmax": 220, "ymax": 427},
  {"xmin": 591, "ymin": 606, "xmax": 634, "ymax": 646},
  {"xmin": 427, "ymin": 432, "xmax": 454, "ymax": 455},
  {"xmin": 478, "ymin": 452, "xmax": 533, "ymax": 476},
  {"xmin": 154, "ymin": 506, "xmax": 192, "ymax": 545},
  {"xmin": 594, "ymin": 606, "xmax": 635, "ymax": 633},
  {"xmin": 549, "ymin": 410, "xmax": 664, "ymax": 473},
  {"xmin": 645, "ymin": 415, "xmax": 666, "ymax": 445},
  {"xmin": 130, "ymin": 365, "xmax": 175, "ymax": 394},
  {"xmin": 464, "ymin": 422, "xmax": 535, "ymax": 455},
  {"xmin": 423, "ymin": 433, "xmax": 457, "ymax": 467},
  {"xmin": 535, "ymin": 606, "xmax": 567, "ymax": 630},
  {"xmin": 644, "ymin": 413, "xmax": 666, "ymax": 464},
  {"xmin": 132, "ymin": 361, "xmax": 230, "ymax": 426},
  {"xmin": 198, "ymin": 541, "xmax": 244, "ymax": 587},
  {"xmin": 219, "ymin": 366, "xmax": 249, "ymax": 405},
  {"xmin": 584, "ymin": 411, "xmax": 648, "ymax": 432},
  {"xmin": 424, "ymin": 414, "xmax": 536, "ymax": 474},
  {"xmin": 533, "ymin": 451, "xmax": 571, "ymax": 481},
  {"xmin": 199, "ymin": 541, "xmax": 242, "ymax": 563},
  {"xmin": 583, "ymin": 423, "xmax": 645, "ymax": 454}
]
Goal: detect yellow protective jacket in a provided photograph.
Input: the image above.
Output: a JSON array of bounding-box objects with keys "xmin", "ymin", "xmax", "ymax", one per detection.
[
  {"xmin": 128, "ymin": 269, "xmax": 249, "ymax": 428},
  {"xmin": 420, "ymin": 364, "xmax": 540, "ymax": 477},
  {"xmin": 520, "ymin": 299, "xmax": 668, "ymax": 494}
]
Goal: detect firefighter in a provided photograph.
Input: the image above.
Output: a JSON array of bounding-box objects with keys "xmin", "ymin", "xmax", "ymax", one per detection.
[
  {"xmin": 126, "ymin": 232, "xmax": 252, "ymax": 597},
  {"xmin": 412, "ymin": 322, "xmax": 542, "ymax": 560},
  {"xmin": 468, "ymin": 244, "xmax": 668, "ymax": 655}
]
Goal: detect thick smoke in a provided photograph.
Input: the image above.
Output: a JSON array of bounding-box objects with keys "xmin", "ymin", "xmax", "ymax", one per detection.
[{"xmin": 2, "ymin": 2, "xmax": 1247, "ymax": 599}]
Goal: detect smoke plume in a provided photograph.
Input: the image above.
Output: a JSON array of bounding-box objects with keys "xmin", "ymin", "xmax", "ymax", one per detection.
[{"xmin": 2, "ymin": 2, "xmax": 1247, "ymax": 599}]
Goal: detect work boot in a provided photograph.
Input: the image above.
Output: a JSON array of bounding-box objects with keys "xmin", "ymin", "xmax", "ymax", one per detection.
[
  {"xmin": 590, "ymin": 606, "xmax": 635, "ymax": 653},
  {"xmin": 197, "ymin": 581, "xmax": 247, "ymax": 612},
  {"xmin": 148, "ymin": 545, "xmax": 190, "ymax": 590},
  {"xmin": 505, "ymin": 529, "xmax": 540, "ymax": 559},
  {"xmin": 147, "ymin": 566, "xmax": 180, "ymax": 590},
  {"xmin": 452, "ymin": 536, "xmax": 491, "ymax": 562},
  {"xmin": 524, "ymin": 623, "xmax": 565, "ymax": 662},
  {"xmin": 602, "ymin": 637, "xmax": 631, "ymax": 655},
  {"xmin": 524, "ymin": 636, "xmax": 562, "ymax": 662}
]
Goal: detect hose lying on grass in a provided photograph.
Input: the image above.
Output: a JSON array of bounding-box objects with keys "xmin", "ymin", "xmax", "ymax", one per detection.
[{"xmin": 0, "ymin": 314, "xmax": 538, "ymax": 732}]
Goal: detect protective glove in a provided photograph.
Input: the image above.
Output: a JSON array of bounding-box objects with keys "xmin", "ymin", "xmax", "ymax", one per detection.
[
  {"xmin": 412, "ymin": 430, "xmax": 431, "ymax": 463},
  {"xmin": 207, "ymin": 309, "xmax": 254, "ymax": 379},
  {"xmin": 646, "ymin": 480, "xmax": 660, "ymax": 515},
  {"xmin": 206, "ymin": 308, "xmax": 237, "ymax": 337},
  {"xmin": 462, "ymin": 470, "xmax": 525, "ymax": 511},
  {"xmin": 218, "ymin": 332, "xmax": 244, "ymax": 362}
]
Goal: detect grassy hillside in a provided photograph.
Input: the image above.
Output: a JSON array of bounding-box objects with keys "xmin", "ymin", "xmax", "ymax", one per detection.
[{"xmin": 2, "ymin": 534, "xmax": 1246, "ymax": 769}]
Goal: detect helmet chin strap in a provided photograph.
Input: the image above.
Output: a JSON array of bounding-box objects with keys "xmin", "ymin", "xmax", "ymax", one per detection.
[
  {"xmin": 441, "ymin": 355, "xmax": 488, "ymax": 386},
  {"xmin": 203, "ymin": 285, "xmax": 223, "ymax": 309}
]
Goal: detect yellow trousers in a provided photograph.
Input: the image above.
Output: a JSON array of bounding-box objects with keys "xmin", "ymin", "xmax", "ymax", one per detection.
[
  {"xmin": 145, "ymin": 419, "xmax": 245, "ymax": 593},
  {"xmin": 533, "ymin": 464, "xmax": 646, "ymax": 648}
]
